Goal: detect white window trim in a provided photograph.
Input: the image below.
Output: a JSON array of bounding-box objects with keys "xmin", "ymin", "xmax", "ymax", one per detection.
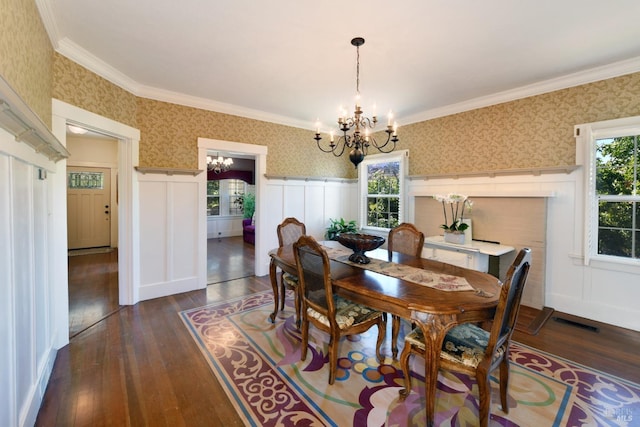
[
  {"xmin": 576, "ymin": 115, "xmax": 640, "ymax": 268},
  {"xmin": 357, "ymin": 150, "xmax": 409, "ymax": 233}
]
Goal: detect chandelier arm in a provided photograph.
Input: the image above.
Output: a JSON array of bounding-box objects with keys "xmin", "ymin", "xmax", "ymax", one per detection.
[{"xmin": 370, "ymin": 132, "xmax": 398, "ymax": 153}]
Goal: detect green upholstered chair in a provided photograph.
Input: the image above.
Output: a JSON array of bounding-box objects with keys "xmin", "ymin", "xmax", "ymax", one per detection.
[{"xmin": 399, "ymin": 247, "xmax": 531, "ymax": 427}]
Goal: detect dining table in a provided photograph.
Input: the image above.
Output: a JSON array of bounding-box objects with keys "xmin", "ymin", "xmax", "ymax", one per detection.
[{"xmin": 268, "ymin": 239, "xmax": 502, "ymax": 427}]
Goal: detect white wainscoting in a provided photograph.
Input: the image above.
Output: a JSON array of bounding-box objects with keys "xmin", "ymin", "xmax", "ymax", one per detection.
[
  {"xmin": 206, "ymin": 216, "xmax": 243, "ymax": 238},
  {"xmin": 408, "ymin": 171, "xmax": 640, "ymax": 332},
  {"xmin": 0, "ymin": 130, "xmax": 60, "ymax": 427},
  {"xmin": 138, "ymin": 173, "xmax": 205, "ymax": 301},
  {"xmin": 262, "ymin": 177, "xmax": 358, "ymax": 270}
]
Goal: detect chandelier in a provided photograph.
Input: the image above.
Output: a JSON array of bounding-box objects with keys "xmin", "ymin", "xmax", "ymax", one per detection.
[
  {"xmin": 207, "ymin": 154, "xmax": 233, "ymax": 174},
  {"xmin": 314, "ymin": 37, "xmax": 399, "ymax": 168}
]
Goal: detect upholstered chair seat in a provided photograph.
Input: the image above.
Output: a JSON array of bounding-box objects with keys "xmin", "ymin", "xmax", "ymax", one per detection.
[
  {"xmin": 404, "ymin": 323, "xmax": 506, "ymax": 369},
  {"xmin": 306, "ymin": 295, "xmax": 382, "ymax": 329}
]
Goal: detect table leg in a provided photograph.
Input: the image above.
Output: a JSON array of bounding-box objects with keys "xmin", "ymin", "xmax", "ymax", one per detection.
[
  {"xmin": 269, "ymin": 258, "xmax": 279, "ymax": 323},
  {"xmin": 414, "ymin": 312, "xmax": 456, "ymax": 427}
]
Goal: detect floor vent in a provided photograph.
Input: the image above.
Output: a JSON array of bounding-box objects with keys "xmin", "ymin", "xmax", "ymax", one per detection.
[{"xmin": 552, "ymin": 316, "xmax": 600, "ymax": 333}]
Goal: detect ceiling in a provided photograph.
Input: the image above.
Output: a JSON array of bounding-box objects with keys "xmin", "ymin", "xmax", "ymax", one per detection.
[{"xmin": 43, "ymin": 1, "xmax": 640, "ymax": 133}]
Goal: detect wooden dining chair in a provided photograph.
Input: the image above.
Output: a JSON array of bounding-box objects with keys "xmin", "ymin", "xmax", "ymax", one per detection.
[
  {"xmin": 387, "ymin": 223, "xmax": 425, "ymax": 358},
  {"xmin": 294, "ymin": 235, "xmax": 386, "ymax": 384},
  {"xmin": 399, "ymin": 247, "xmax": 531, "ymax": 427},
  {"xmin": 277, "ymin": 217, "xmax": 306, "ymax": 326}
]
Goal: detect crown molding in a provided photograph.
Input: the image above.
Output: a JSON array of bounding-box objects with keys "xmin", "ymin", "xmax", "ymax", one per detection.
[
  {"xmin": 402, "ymin": 56, "xmax": 640, "ymax": 125},
  {"xmin": 56, "ymin": 38, "xmax": 141, "ymax": 95},
  {"xmin": 35, "ymin": 0, "xmax": 60, "ymax": 48},
  {"xmin": 137, "ymin": 85, "xmax": 311, "ymax": 130},
  {"xmin": 52, "ymin": 31, "xmax": 640, "ymax": 131}
]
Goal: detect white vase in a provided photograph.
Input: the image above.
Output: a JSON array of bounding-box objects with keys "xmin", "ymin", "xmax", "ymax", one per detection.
[
  {"xmin": 443, "ymin": 231, "xmax": 465, "ymax": 244},
  {"xmin": 461, "ymin": 218, "xmax": 472, "ymax": 243}
]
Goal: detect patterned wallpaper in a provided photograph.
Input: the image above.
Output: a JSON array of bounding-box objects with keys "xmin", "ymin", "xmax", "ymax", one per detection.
[
  {"xmin": 53, "ymin": 54, "xmax": 138, "ymax": 128},
  {"xmin": 136, "ymin": 97, "xmax": 353, "ymax": 176},
  {"xmin": 402, "ymin": 72, "xmax": 640, "ymax": 175},
  {"xmin": 0, "ymin": 0, "xmax": 53, "ymax": 127},
  {"xmin": 50, "ymin": 51, "xmax": 640, "ymax": 178}
]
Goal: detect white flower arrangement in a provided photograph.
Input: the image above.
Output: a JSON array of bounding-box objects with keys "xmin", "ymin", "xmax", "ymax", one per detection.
[{"xmin": 433, "ymin": 194, "xmax": 473, "ymax": 232}]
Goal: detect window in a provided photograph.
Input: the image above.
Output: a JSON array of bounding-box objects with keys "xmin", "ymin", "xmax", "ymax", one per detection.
[
  {"xmin": 68, "ymin": 171, "xmax": 104, "ymax": 189},
  {"xmin": 207, "ymin": 179, "xmax": 249, "ymax": 217},
  {"xmin": 580, "ymin": 116, "xmax": 640, "ymax": 264},
  {"xmin": 359, "ymin": 151, "xmax": 407, "ymax": 231},
  {"xmin": 595, "ymin": 135, "xmax": 638, "ymax": 258},
  {"xmin": 228, "ymin": 179, "xmax": 245, "ymax": 216},
  {"xmin": 207, "ymin": 180, "xmax": 220, "ymax": 215}
]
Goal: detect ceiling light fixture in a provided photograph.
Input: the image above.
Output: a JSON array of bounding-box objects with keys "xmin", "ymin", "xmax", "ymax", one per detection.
[
  {"xmin": 314, "ymin": 37, "xmax": 399, "ymax": 168},
  {"xmin": 207, "ymin": 154, "xmax": 233, "ymax": 174},
  {"xmin": 67, "ymin": 125, "xmax": 88, "ymax": 134}
]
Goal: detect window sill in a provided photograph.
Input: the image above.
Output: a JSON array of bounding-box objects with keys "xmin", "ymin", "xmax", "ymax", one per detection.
[{"xmin": 573, "ymin": 253, "xmax": 640, "ymax": 274}]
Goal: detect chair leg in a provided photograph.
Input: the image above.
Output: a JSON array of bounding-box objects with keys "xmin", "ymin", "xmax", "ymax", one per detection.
[
  {"xmin": 279, "ymin": 272, "xmax": 286, "ymax": 311},
  {"xmin": 328, "ymin": 332, "xmax": 339, "ymax": 385},
  {"xmin": 476, "ymin": 372, "xmax": 491, "ymax": 427},
  {"xmin": 391, "ymin": 315, "xmax": 401, "ymax": 359},
  {"xmin": 398, "ymin": 343, "xmax": 413, "ymax": 400},
  {"xmin": 375, "ymin": 317, "xmax": 387, "ymax": 363},
  {"xmin": 300, "ymin": 318, "xmax": 309, "ymax": 361},
  {"xmin": 293, "ymin": 288, "xmax": 301, "ymax": 329},
  {"xmin": 499, "ymin": 357, "xmax": 510, "ymax": 413}
]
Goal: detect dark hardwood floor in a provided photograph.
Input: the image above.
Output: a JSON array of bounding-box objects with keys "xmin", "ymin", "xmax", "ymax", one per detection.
[
  {"xmin": 68, "ymin": 248, "xmax": 120, "ymax": 338},
  {"xmin": 38, "ymin": 238, "xmax": 640, "ymax": 425}
]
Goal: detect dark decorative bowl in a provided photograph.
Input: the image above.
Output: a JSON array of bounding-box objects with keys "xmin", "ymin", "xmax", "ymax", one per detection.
[{"xmin": 337, "ymin": 233, "xmax": 385, "ymax": 264}]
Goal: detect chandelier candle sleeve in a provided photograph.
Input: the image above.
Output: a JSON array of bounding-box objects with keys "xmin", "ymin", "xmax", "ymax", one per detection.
[{"xmin": 314, "ymin": 37, "xmax": 399, "ymax": 168}]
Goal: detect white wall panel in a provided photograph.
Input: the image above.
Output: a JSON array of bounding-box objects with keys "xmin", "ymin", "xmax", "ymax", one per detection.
[
  {"xmin": 32, "ymin": 170, "xmax": 49, "ymax": 382},
  {"xmin": 0, "ymin": 153, "xmax": 15, "ymax": 427},
  {"xmin": 138, "ymin": 174, "xmax": 205, "ymax": 301},
  {"xmin": 11, "ymin": 159, "xmax": 34, "ymax": 417},
  {"xmin": 283, "ymin": 184, "xmax": 305, "ymax": 220},
  {"xmin": 139, "ymin": 181, "xmax": 168, "ymax": 286},
  {"xmin": 0, "ymin": 130, "xmax": 59, "ymax": 427},
  {"xmin": 304, "ymin": 184, "xmax": 327, "ymax": 239},
  {"xmin": 263, "ymin": 183, "xmax": 284, "ymax": 251},
  {"xmin": 171, "ymin": 182, "xmax": 198, "ymax": 279}
]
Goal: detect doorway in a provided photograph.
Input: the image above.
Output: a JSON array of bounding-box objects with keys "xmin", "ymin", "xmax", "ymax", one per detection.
[
  {"xmin": 65, "ymin": 128, "xmax": 121, "ymax": 337},
  {"xmin": 198, "ymin": 138, "xmax": 269, "ymax": 278},
  {"xmin": 205, "ymin": 153, "xmax": 256, "ymax": 283}
]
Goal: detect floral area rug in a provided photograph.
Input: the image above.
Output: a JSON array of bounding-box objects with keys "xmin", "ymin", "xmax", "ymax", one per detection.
[{"xmin": 179, "ymin": 291, "xmax": 639, "ymax": 426}]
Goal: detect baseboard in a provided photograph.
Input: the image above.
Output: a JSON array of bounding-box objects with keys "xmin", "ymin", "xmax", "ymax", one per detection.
[
  {"xmin": 139, "ymin": 276, "xmax": 204, "ymax": 301},
  {"xmin": 21, "ymin": 347, "xmax": 57, "ymax": 427}
]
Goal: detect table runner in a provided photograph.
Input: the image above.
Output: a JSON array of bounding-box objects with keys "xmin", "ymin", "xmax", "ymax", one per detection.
[{"xmin": 322, "ymin": 245, "xmax": 475, "ymax": 292}]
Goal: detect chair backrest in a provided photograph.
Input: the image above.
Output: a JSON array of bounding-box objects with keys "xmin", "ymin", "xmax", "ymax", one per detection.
[
  {"xmin": 486, "ymin": 248, "xmax": 532, "ymax": 353},
  {"xmin": 277, "ymin": 217, "xmax": 306, "ymax": 247},
  {"xmin": 293, "ymin": 235, "xmax": 336, "ymax": 323},
  {"xmin": 388, "ymin": 223, "xmax": 425, "ymax": 259}
]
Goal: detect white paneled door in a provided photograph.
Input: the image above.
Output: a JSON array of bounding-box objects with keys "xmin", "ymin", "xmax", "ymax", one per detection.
[{"xmin": 67, "ymin": 166, "xmax": 111, "ymax": 249}]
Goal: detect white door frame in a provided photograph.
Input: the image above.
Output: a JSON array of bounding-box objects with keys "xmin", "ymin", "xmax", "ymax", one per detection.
[
  {"xmin": 197, "ymin": 138, "xmax": 269, "ymax": 277},
  {"xmin": 52, "ymin": 99, "xmax": 141, "ymax": 313}
]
